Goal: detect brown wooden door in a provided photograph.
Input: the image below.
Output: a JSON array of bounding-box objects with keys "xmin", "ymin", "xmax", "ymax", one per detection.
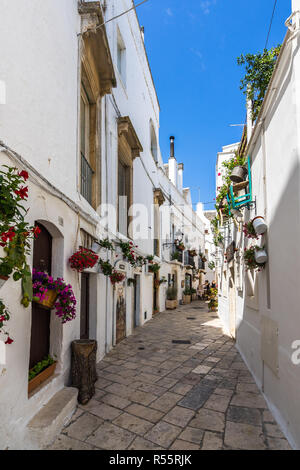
[
  {"xmin": 29, "ymin": 223, "xmax": 52, "ymax": 369},
  {"xmin": 80, "ymin": 273, "xmax": 90, "ymax": 340},
  {"xmin": 116, "ymin": 282, "xmax": 126, "ymax": 344}
]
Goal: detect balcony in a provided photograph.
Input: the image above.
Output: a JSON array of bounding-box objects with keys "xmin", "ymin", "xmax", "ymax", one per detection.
[
  {"xmin": 171, "ymin": 245, "xmax": 183, "ymax": 263},
  {"xmin": 184, "ymin": 252, "xmax": 195, "ymax": 268},
  {"xmin": 81, "ymin": 152, "xmax": 93, "ymax": 204}
]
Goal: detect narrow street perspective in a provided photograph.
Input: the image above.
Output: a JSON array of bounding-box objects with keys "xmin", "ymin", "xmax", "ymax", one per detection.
[
  {"xmin": 48, "ymin": 301, "xmax": 290, "ymax": 451},
  {"xmin": 0, "ymin": 0, "xmax": 300, "ymax": 455}
]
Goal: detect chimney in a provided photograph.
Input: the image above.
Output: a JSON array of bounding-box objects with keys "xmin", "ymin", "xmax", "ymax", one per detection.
[
  {"xmin": 178, "ymin": 163, "xmax": 184, "ymax": 192},
  {"xmin": 168, "ymin": 136, "xmax": 177, "ymax": 187}
]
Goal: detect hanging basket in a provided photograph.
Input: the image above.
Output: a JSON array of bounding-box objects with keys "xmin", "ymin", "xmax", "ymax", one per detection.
[
  {"xmin": 0, "ymin": 275, "xmax": 9, "ymax": 290},
  {"xmin": 230, "ymin": 166, "xmax": 248, "ymax": 183},
  {"xmin": 33, "ymin": 289, "xmax": 58, "ymax": 310}
]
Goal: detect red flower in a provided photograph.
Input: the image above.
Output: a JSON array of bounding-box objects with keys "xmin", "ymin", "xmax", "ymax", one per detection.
[
  {"xmin": 14, "ymin": 186, "xmax": 28, "ymax": 200},
  {"xmin": 32, "ymin": 226, "xmax": 41, "ymax": 238},
  {"xmin": 5, "ymin": 337, "xmax": 14, "ymax": 345},
  {"xmin": 19, "ymin": 170, "xmax": 29, "ymax": 181}
]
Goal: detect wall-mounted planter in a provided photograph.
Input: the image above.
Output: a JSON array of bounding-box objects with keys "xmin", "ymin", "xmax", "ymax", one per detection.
[
  {"xmin": 255, "ymin": 249, "xmax": 268, "ymax": 264},
  {"xmin": 252, "ymin": 216, "xmax": 267, "ymax": 235},
  {"xmin": 28, "ymin": 362, "xmax": 57, "ymax": 394},
  {"xmin": 33, "ymin": 290, "xmax": 58, "ymax": 310},
  {"xmin": 230, "ymin": 166, "xmax": 248, "ymax": 183},
  {"xmin": 0, "ymin": 275, "xmax": 9, "ymax": 289}
]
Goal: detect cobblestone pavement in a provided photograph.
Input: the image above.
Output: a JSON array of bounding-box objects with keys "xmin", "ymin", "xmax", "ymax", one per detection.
[{"xmin": 48, "ymin": 301, "xmax": 291, "ymax": 450}]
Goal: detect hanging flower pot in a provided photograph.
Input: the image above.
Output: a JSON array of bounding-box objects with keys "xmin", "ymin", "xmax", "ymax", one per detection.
[
  {"xmin": 230, "ymin": 166, "xmax": 248, "ymax": 183},
  {"xmin": 254, "ymin": 249, "xmax": 268, "ymax": 264},
  {"xmin": 0, "ymin": 275, "xmax": 9, "ymax": 289},
  {"xmin": 252, "ymin": 216, "xmax": 267, "ymax": 235},
  {"xmin": 69, "ymin": 248, "xmax": 98, "ymax": 272},
  {"xmin": 33, "ymin": 289, "xmax": 58, "ymax": 310}
]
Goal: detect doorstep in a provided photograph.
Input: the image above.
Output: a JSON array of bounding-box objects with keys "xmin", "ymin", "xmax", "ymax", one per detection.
[{"xmin": 27, "ymin": 387, "xmax": 78, "ymax": 449}]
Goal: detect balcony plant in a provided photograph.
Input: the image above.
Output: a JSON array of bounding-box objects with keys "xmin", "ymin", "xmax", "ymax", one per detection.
[
  {"xmin": 208, "ymin": 288, "xmax": 218, "ymax": 311},
  {"xmin": 148, "ymin": 263, "xmax": 160, "ymax": 274},
  {"xmin": 243, "ymin": 220, "xmax": 259, "ymax": 239},
  {"xmin": 189, "ymin": 249, "xmax": 197, "ymax": 258},
  {"xmin": 175, "ymin": 240, "xmax": 185, "ymax": 251},
  {"xmin": 98, "ymin": 258, "xmax": 113, "ymax": 276},
  {"xmin": 110, "ymin": 270, "xmax": 125, "ymax": 286},
  {"xmin": 32, "ymin": 269, "xmax": 76, "ymax": 323},
  {"xmin": 69, "ymin": 247, "xmax": 99, "ymax": 272},
  {"xmin": 166, "ymin": 286, "xmax": 178, "ymax": 310},
  {"xmin": 119, "ymin": 240, "xmax": 139, "ymax": 267},
  {"xmin": 171, "ymin": 251, "xmax": 180, "ymax": 261}
]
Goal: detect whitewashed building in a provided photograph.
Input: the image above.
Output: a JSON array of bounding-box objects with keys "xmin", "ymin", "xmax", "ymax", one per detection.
[
  {"xmin": 216, "ymin": 0, "xmax": 300, "ymax": 449},
  {"xmin": 0, "ymin": 0, "xmax": 205, "ymax": 449}
]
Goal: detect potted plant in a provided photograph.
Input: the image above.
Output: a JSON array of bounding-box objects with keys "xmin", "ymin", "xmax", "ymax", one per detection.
[
  {"xmin": 69, "ymin": 247, "xmax": 99, "ymax": 273},
  {"xmin": 171, "ymin": 251, "xmax": 180, "ymax": 261},
  {"xmin": 244, "ymin": 246, "xmax": 267, "ymax": 272},
  {"xmin": 252, "ymin": 216, "xmax": 267, "ymax": 235},
  {"xmin": 98, "ymin": 258, "xmax": 113, "ymax": 276},
  {"xmin": 243, "ymin": 220, "xmax": 259, "ymax": 239},
  {"xmin": 0, "ymin": 299, "xmax": 13, "ymax": 345},
  {"xmin": 110, "ymin": 270, "xmax": 125, "ymax": 286},
  {"xmin": 189, "ymin": 249, "xmax": 197, "ymax": 258},
  {"xmin": 176, "ymin": 241, "xmax": 185, "ymax": 251},
  {"xmin": 32, "ymin": 269, "xmax": 76, "ymax": 323},
  {"xmin": 148, "ymin": 263, "xmax": 160, "ymax": 274},
  {"xmin": 166, "ymin": 286, "xmax": 178, "ymax": 310},
  {"xmin": 28, "ymin": 354, "xmax": 57, "ymax": 394},
  {"xmin": 208, "ymin": 288, "xmax": 218, "ymax": 311},
  {"xmin": 182, "ymin": 288, "xmax": 192, "ymax": 304},
  {"xmin": 191, "ymin": 287, "xmax": 197, "ymax": 301}
]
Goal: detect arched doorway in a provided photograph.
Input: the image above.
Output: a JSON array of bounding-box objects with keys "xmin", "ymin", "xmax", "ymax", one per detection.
[{"xmin": 29, "ymin": 223, "xmax": 52, "ymax": 369}]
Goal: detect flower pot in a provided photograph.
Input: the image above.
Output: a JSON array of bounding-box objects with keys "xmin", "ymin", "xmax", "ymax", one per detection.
[
  {"xmin": 33, "ymin": 289, "xmax": 58, "ymax": 310},
  {"xmin": 183, "ymin": 295, "xmax": 191, "ymax": 304},
  {"xmin": 255, "ymin": 249, "xmax": 268, "ymax": 264},
  {"xmin": 230, "ymin": 166, "xmax": 248, "ymax": 183},
  {"xmin": 0, "ymin": 275, "xmax": 9, "ymax": 289},
  {"xmin": 252, "ymin": 216, "xmax": 267, "ymax": 235},
  {"xmin": 28, "ymin": 362, "xmax": 57, "ymax": 394},
  {"xmin": 166, "ymin": 299, "xmax": 177, "ymax": 310},
  {"xmin": 192, "ymin": 294, "xmax": 197, "ymax": 301}
]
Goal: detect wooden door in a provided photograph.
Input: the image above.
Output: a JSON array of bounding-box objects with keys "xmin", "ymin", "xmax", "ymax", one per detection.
[
  {"xmin": 229, "ymin": 276, "xmax": 236, "ymax": 339},
  {"xmin": 80, "ymin": 273, "xmax": 90, "ymax": 339},
  {"xmin": 29, "ymin": 223, "xmax": 52, "ymax": 369},
  {"xmin": 133, "ymin": 275, "xmax": 140, "ymax": 328},
  {"xmin": 116, "ymin": 281, "xmax": 126, "ymax": 343}
]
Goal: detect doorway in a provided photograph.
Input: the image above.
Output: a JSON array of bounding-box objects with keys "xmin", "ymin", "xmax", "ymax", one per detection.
[
  {"xmin": 133, "ymin": 274, "xmax": 140, "ymax": 328},
  {"xmin": 229, "ymin": 271, "xmax": 236, "ymax": 339},
  {"xmin": 29, "ymin": 223, "xmax": 52, "ymax": 369},
  {"xmin": 116, "ymin": 280, "xmax": 126, "ymax": 344},
  {"xmin": 80, "ymin": 273, "xmax": 90, "ymax": 340}
]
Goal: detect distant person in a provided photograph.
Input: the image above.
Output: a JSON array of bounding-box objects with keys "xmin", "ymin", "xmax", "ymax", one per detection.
[{"xmin": 211, "ymin": 281, "xmax": 216, "ymax": 289}]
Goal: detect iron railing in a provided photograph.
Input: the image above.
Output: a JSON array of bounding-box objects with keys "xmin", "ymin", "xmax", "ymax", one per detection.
[{"xmin": 81, "ymin": 152, "xmax": 93, "ymax": 204}]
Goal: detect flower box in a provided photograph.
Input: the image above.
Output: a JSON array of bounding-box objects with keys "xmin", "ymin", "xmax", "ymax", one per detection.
[
  {"xmin": 28, "ymin": 361, "xmax": 57, "ymax": 394},
  {"xmin": 166, "ymin": 299, "xmax": 178, "ymax": 310}
]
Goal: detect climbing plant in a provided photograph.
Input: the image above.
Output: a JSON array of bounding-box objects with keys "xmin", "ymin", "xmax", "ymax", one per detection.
[{"xmin": 237, "ymin": 45, "xmax": 282, "ymax": 120}]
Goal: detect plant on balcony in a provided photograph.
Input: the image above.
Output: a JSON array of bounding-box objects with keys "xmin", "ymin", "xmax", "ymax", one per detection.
[
  {"xmin": 119, "ymin": 240, "xmax": 139, "ymax": 267},
  {"xmin": 171, "ymin": 251, "xmax": 180, "ymax": 261},
  {"xmin": 189, "ymin": 249, "xmax": 197, "ymax": 257},
  {"xmin": 243, "ymin": 246, "xmax": 266, "ymax": 272},
  {"xmin": 69, "ymin": 247, "xmax": 99, "ymax": 272},
  {"xmin": 243, "ymin": 220, "xmax": 259, "ymax": 240},
  {"xmin": 32, "ymin": 269, "xmax": 76, "ymax": 323},
  {"xmin": 98, "ymin": 238, "xmax": 114, "ymax": 251},
  {"xmin": 0, "ymin": 299, "xmax": 13, "ymax": 344},
  {"xmin": 222, "ymin": 151, "xmax": 247, "ymax": 184},
  {"xmin": 237, "ymin": 45, "xmax": 282, "ymax": 120},
  {"xmin": 110, "ymin": 270, "xmax": 125, "ymax": 285},
  {"xmin": 176, "ymin": 241, "xmax": 185, "ymax": 251},
  {"xmin": 28, "ymin": 354, "xmax": 55, "ymax": 382},
  {"xmin": 148, "ymin": 263, "xmax": 160, "ymax": 274}
]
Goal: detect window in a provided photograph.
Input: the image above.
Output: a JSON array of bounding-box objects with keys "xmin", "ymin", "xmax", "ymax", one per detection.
[
  {"xmin": 117, "ymin": 29, "xmax": 126, "ymax": 86},
  {"xmin": 150, "ymin": 122, "xmax": 158, "ymax": 162},
  {"xmin": 80, "ymin": 87, "xmax": 93, "ymax": 204},
  {"xmin": 118, "ymin": 159, "xmax": 130, "ymax": 236}
]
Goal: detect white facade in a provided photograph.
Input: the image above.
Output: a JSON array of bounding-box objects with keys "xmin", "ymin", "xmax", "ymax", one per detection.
[
  {"xmin": 217, "ymin": 3, "xmax": 300, "ymax": 449},
  {"xmin": 0, "ymin": 0, "xmax": 205, "ymax": 449}
]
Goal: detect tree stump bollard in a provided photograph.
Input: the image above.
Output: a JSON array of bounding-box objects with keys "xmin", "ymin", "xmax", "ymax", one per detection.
[{"xmin": 71, "ymin": 339, "xmax": 97, "ymax": 405}]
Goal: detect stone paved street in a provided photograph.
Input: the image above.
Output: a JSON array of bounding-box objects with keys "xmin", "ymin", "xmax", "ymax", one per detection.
[{"xmin": 48, "ymin": 301, "xmax": 291, "ymax": 450}]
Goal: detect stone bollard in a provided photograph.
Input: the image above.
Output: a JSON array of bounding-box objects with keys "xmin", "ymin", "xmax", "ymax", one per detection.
[{"xmin": 71, "ymin": 339, "xmax": 97, "ymax": 405}]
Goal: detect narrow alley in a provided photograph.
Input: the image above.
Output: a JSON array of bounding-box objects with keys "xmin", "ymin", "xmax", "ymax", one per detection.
[{"xmin": 48, "ymin": 302, "xmax": 291, "ymax": 451}]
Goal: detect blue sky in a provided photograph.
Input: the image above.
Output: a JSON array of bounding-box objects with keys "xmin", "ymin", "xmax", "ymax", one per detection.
[{"xmin": 136, "ymin": 0, "xmax": 291, "ymax": 210}]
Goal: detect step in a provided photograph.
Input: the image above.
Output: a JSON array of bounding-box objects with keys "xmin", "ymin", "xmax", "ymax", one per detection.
[{"xmin": 27, "ymin": 387, "xmax": 78, "ymax": 449}]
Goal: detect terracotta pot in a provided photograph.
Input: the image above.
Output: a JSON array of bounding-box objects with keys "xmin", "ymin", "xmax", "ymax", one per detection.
[
  {"xmin": 252, "ymin": 216, "xmax": 267, "ymax": 235},
  {"xmin": 0, "ymin": 275, "xmax": 9, "ymax": 289},
  {"xmin": 28, "ymin": 362, "xmax": 57, "ymax": 394},
  {"xmin": 230, "ymin": 166, "xmax": 248, "ymax": 183},
  {"xmin": 33, "ymin": 289, "xmax": 58, "ymax": 310},
  {"xmin": 183, "ymin": 295, "xmax": 191, "ymax": 304}
]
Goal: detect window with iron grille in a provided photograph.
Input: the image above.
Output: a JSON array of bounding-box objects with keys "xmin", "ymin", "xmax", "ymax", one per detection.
[{"xmin": 80, "ymin": 88, "xmax": 93, "ymax": 204}]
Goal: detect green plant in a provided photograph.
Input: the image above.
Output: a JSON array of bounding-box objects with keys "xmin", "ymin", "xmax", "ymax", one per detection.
[
  {"xmin": 28, "ymin": 355, "xmax": 55, "ymax": 382},
  {"xmin": 0, "ymin": 299, "xmax": 13, "ymax": 344},
  {"xmin": 171, "ymin": 251, "xmax": 180, "ymax": 261},
  {"xmin": 208, "ymin": 261, "xmax": 215, "ymax": 270},
  {"xmin": 213, "ymin": 232, "xmax": 224, "ymax": 247},
  {"xmin": 148, "ymin": 263, "xmax": 160, "ymax": 274},
  {"xmin": 183, "ymin": 288, "xmax": 191, "ymax": 296},
  {"xmin": 222, "ymin": 151, "xmax": 247, "ymax": 184},
  {"xmin": 237, "ymin": 45, "xmax": 282, "ymax": 120},
  {"xmin": 166, "ymin": 286, "xmax": 177, "ymax": 300},
  {"xmin": 99, "ymin": 238, "xmax": 114, "ymax": 251},
  {"xmin": 191, "ymin": 288, "xmax": 196, "ymax": 294},
  {"xmin": 99, "ymin": 259, "xmax": 113, "ymax": 276},
  {"xmin": 243, "ymin": 220, "xmax": 260, "ymax": 240},
  {"xmin": 110, "ymin": 271, "xmax": 125, "ymax": 285},
  {"xmin": 243, "ymin": 246, "xmax": 266, "ymax": 271},
  {"xmin": 208, "ymin": 288, "xmax": 218, "ymax": 310}
]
